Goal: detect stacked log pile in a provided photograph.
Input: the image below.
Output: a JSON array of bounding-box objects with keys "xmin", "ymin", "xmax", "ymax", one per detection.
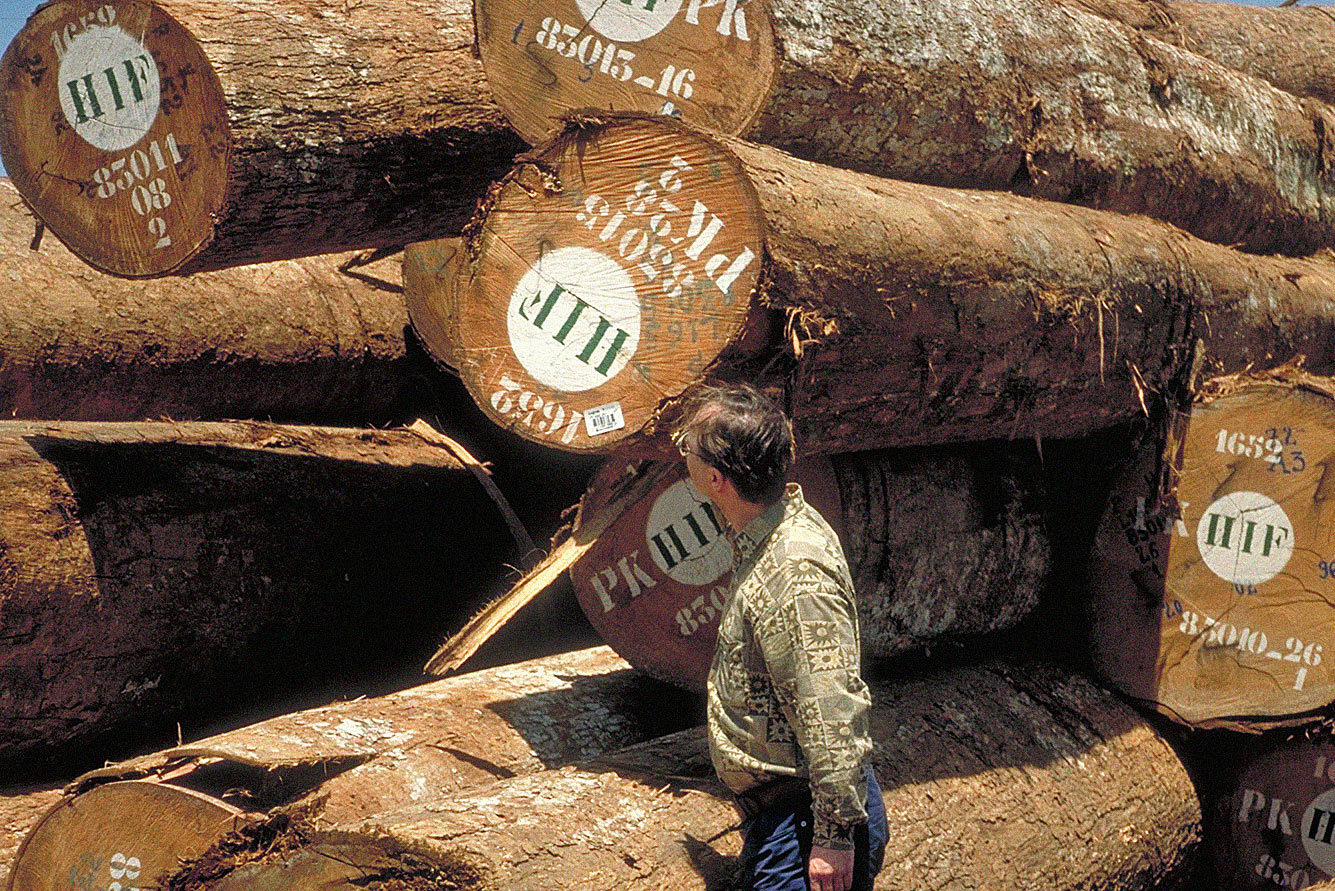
[{"xmin": 9, "ymin": 0, "xmax": 1335, "ymax": 888}]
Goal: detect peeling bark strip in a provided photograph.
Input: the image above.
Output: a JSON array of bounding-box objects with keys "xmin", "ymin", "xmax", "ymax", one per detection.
[
  {"xmin": 10, "ymin": 648, "xmax": 699, "ymax": 891},
  {"xmin": 1089, "ymin": 369, "xmax": 1335, "ymax": 730},
  {"xmin": 479, "ymin": 0, "xmax": 1335, "ymax": 255},
  {"xmin": 1207, "ymin": 736, "xmax": 1335, "ymax": 891},
  {"xmin": 0, "ymin": 181, "xmax": 410, "ymax": 423},
  {"xmin": 0, "ymin": 0, "xmax": 524, "ymax": 277},
  {"xmin": 571, "ymin": 451, "xmax": 1047, "ymax": 687},
  {"xmin": 0, "ymin": 421, "xmax": 518, "ymax": 767},
  {"xmin": 456, "ymin": 116, "xmax": 1335, "ymax": 455},
  {"xmin": 174, "ymin": 663, "xmax": 1200, "ymax": 891},
  {"xmin": 1067, "ymin": 0, "xmax": 1335, "ymax": 107}
]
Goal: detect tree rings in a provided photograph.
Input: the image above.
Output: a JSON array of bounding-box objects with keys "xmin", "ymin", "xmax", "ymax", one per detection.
[
  {"xmin": 456, "ymin": 117, "xmax": 764, "ymax": 452},
  {"xmin": 7, "ymin": 780, "xmax": 238, "ymax": 891},
  {"xmin": 1089, "ymin": 375, "xmax": 1335, "ymax": 729},
  {"xmin": 475, "ymin": 0, "xmax": 776, "ymax": 143},
  {"xmin": 0, "ymin": 0, "xmax": 230, "ymax": 277}
]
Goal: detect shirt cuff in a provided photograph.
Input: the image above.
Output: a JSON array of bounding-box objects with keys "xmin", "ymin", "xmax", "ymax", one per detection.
[{"xmin": 813, "ymin": 814, "xmax": 859, "ymax": 851}]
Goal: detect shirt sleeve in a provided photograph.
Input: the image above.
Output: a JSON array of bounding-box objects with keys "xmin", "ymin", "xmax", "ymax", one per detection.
[{"xmin": 754, "ymin": 555, "xmax": 874, "ymax": 850}]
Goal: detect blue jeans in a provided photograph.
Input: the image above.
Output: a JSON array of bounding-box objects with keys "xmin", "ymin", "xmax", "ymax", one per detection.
[{"xmin": 739, "ymin": 769, "xmax": 888, "ymax": 891}]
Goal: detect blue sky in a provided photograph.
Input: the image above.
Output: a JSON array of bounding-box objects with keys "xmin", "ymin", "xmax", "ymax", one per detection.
[{"xmin": 0, "ymin": 0, "xmax": 1328, "ymax": 176}]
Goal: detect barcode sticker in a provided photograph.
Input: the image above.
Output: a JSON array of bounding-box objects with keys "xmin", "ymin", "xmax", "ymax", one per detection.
[{"xmin": 585, "ymin": 401, "xmax": 626, "ymax": 437}]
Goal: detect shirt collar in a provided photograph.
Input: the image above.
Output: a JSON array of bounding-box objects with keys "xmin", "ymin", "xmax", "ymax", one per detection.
[{"xmin": 732, "ymin": 483, "xmax": 804, "ymax": 564}]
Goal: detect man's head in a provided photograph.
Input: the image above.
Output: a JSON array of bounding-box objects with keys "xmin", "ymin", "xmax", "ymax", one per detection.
[{"xmin": 674, "ymin": 384, "xmax": 794, "ymax": 511}]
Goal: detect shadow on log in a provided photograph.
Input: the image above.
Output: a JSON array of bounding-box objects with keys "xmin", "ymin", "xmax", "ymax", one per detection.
[
  {"xmin": 571, "ymin": 448, "xmax": 1048, "ymax": 687},
  {"xmin": 0, "ymin": 421, "xmax": 518, "ymax": 771}
]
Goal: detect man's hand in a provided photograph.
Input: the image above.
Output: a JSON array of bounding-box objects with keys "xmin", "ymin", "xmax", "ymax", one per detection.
[{"xmin": 809, "ymin": 844, "xmax": 855, "ymax": 891}]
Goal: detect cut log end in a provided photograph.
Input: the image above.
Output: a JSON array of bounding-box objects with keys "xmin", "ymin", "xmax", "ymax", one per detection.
[
  {"xmin": 1090, "ymin": 373, "xmax": 1335, "ymax": 729},
  {"xmin": 404, "ymin": 236, "xmax": 468, "ymax": 370},
  {"xmin": 1211, "ymin": 738, "xmax": 1335, "ymax": 890},
  {"xmin": 475, "ymin": 0, "xmax": 777, "ymax": 144},
  {"xmin": 456, "ymin": 117, "xmax": 764, "ymax": 452},
  {"xmin": 8, "ymin": 781, "xmax": 238, "ymax": 891},
  {"xmin": 0, "ymin": 0, "xmax": 231, "ymax": 277}
]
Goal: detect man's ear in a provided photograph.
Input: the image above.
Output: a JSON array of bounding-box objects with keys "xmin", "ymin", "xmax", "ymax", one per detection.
[{"xmin": 710, "ymin": 466, "xmax": 733, "ymax": 499}]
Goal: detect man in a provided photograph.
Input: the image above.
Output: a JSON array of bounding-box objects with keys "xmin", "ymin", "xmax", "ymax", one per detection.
[{"xmin": 674, "ymin": 384, "xmax": 887, "ymax": 891}]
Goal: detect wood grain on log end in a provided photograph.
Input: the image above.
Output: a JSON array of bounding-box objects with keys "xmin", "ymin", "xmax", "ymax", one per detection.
[
  {"xmin": 476, "ymin": 0, "xmax": 777, "ymax": 143},
  {"xmin": 456, "ymin": 117, "xmax": 765, "ymax": 452},
  {"xmin": 8, "ymin": 781, "xmax": 239, "ymax": 891},
  {"xmin": 1, "ymin": 0, "xmax": 231, "ymax": 277},
  {"xmin": 1209, "ymin": 736, "xmax": 1335, "ymax": 891},
  {"xmin": 1090, "ymin": 368, "xmax": 1335, "ymax": 730},
  {"xmin": 404, "ymin": 236, "xmax": 468, "ymax": 371}
]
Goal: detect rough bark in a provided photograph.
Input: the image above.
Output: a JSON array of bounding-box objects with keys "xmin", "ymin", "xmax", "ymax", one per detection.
[
  {"xmin": 169, "ymin": 663, "xmax": 1200, "ymax": 891},
  {"xmin": 0, "ymin": 180, "xmax": 412, "ymax": 423},
  {"xmin": 9, "ymin": 648, "xmax": 700, "ymax": 891},
  {"xmin": 0, "ymin": 783, "xmax": 65, "ymax": 889},
  {"xmin": 456, "ymin": 116, "xmax": 1335, "ymax": 454},
  {"xmin": 572, "ymin": 449, "xmax": 1048, "ymax": 687},
  {"xmin": 1089, "ymin": 368, "xmax": 1335, "ymax": 730},
  {"xmin": 1204, "ymin": 735, "xmax": 1335, "ymax": 891},
  {"xmin": 0, "ymin": 0, "xmax": 525, "ymax": 277},
  {"xmin": 1067, "ymin": 0, "xmax": 1335, "ymax": 106},
  {"xmin": 478, "ymin": 0, "xmax": 1335, "ymax": 255},
  {"xmin": 0, "ymin": 420, "xmax": 517, "ymax": 768},
  {"xmin": 753, "ymin": 0, "xmax": 1335, "ymax": 257}
]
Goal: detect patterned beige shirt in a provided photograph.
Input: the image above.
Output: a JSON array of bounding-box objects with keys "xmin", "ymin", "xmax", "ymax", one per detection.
[{"xmin": 706, "ymin": 483, "xmax": 874, "ymax": 850}]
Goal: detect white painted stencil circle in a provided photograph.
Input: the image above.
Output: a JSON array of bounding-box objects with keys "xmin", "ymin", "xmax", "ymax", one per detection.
[
  {"xmin": 506, "ymin": 246, "xmax": 641, "ymax": 393},
  {"xmin": 1196, "ymin": 491, "xmax": 1294, "ymax": 586},
  {"xmin": 645, "ymin": 479, "xmax": 731, "ymax": 586},
  {"xmin": 58, "ymin": 25, "xmax": 161, "ymax": 152},
  {"xmin": 574, "ymin": 0, "xmax": 685, "ymax": 43},
  {"xmin": 1302, "ymin": 788, "xmax": 1335, "ymax": 876}
]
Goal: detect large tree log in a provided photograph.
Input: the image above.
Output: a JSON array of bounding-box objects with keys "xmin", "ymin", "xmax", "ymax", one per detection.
[
  {"xmin": 477, "ymin": 0, "xmax": 1335, "ymax": 255},
  {"xmin": 8, "ymin": 647, "xmax": 699, "ymax": 891},
  {"xmin": 0, "ymin": 420, "xmax": 518, "ymax": 768},
  {"xmin": 439, "ymin": 116, "xmax": 1335, "ymax": 454},
  {"xmin": 165, "ymin": 663, "xmax": 1200, "ymax": 891},
  {"xmin": 572, "ymin": 449, "xmax": 1047, "ymax": 687},
  {"xmin": 0, "ymin": 0, "xmax": 524, "ymax": 277},
  {"xmin": 1068, "ymin": 0, "xmax": 1335, "ymax": 107},
  {"xmin": 0, "ymin": 180, "xmax": 413, "ymax": 423},
  {"xmin": 1089, "ymin": 367, "xmax": 1335, "ymax": 730}
]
